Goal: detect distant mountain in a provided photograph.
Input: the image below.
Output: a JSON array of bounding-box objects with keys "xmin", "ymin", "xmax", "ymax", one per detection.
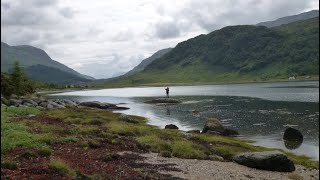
[
  {"xmin": 124, "ymin": 48, "xmax": 172, "ymax": 76},
  {"xmin": 25, "ymin": 64, "xmax": 91, "ymax": 84},
  {"xmin": 96, "ymin": 17, "xmax": 319, "ymax": 87},
  {"xmin": 257, "ymin": 10, "xmax": 319, "ymax": 28},
  {"xmin": 1, "ymin": 42, "xmax": 94, "ymax": 84}
]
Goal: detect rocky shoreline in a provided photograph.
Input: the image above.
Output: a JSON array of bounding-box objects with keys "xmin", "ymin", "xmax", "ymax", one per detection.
[
  {"xmin": 1, "ymin": 96, "xmax": 319, "ymax": 179},
  {"xmin": 1, "ymin": 96, "xmax": 129, "ymax": 111}
]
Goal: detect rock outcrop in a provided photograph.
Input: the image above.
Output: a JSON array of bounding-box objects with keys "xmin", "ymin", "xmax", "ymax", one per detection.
[
  {"xmin": 202, "ymin": 117, "xmax": 239, "ymax": 136},
  {"xmin": 233, "ymin": 151, "xmax": 295, "ymax": 172}
]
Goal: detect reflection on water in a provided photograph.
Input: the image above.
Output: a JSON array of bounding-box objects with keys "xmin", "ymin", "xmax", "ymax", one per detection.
[{"xmin": 49, "ymin": 81, "xmax": 319, "ymax": 160}]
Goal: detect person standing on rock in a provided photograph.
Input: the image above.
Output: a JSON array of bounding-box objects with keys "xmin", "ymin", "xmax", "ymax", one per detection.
[{"xmin": 165, "ymin": 87, "xmax": 170, "ymax": 98}]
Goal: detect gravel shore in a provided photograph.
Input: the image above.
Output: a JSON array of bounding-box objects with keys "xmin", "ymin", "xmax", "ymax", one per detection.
[{"xmin": 136, "ymin": 152, "xmax": 319, "ymax": 180}]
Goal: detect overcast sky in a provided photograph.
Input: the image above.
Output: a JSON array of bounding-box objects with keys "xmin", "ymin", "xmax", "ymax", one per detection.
[{"xmin": 1, "ymin": 0, "xmax": 319, "ymax": 79}]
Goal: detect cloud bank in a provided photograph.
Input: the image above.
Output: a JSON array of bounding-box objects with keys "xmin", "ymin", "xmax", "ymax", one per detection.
[{"xmin": 1, "ymin": 0, "xmax": 318, "ymax": 78}]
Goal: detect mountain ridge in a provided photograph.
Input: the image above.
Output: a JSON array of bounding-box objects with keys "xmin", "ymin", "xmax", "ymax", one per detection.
[
  {"xmin": 1, "ymin": 42, "xmax": 94, "ymax": 84},
  {"xmin": 256, "ymin": 9, "xmax": 319, "ymax": 28}
]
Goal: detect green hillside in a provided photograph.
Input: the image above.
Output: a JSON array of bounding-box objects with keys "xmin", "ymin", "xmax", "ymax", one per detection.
[
  {"xmin": 256, "ymin": 10, "xmax": 319, "ymax": 28},
  {"xmin": 1, "ymin": 42, "xmax": 94, "ymax": 84},
  {"xmin": 93, "ymin": 17, "xmax": 319, "ymax": 87}
]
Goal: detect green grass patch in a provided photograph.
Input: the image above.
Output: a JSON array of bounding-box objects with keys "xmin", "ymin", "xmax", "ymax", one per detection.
[
  {"xmin": 1, "ymin": 118, "xmax": 52, "ymax": 153},
  {"xmin": 171, "ymin": 141, "xmax": 208, "ymax": 159},
  {"xmin": 1, "ymin": 160, "xmax": 17, "ymax": 170},
  {"xmin": 50, "ymin": 159, "xmax": 76, "ymax": 177},
  {"xmin": 1, "ymin": 106, "xmax": 40, "ymax": 116},
  {"xmin": 38, "ymin": 146, "xmax": 52, "ymax": 157}
]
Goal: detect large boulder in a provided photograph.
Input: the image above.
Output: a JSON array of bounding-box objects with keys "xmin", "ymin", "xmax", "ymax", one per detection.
[
  {"xmin": 233, "ymin": 151, "xmax": 295, "ymax": 172},
  {"xmin": 79, "ymin": 101, "xmax": 128, "ymax": 110},
  {"xmin": 283, "ymin": 127, "xmax": 303, "ymax": 142},
  {"xmin": 63, "ymin": 99, "xmax": 77, "ymax": 106},
  {"xmin": 202, "ymin": 117, "xmax": 224, "ymax": 133},
  {"xmin": 221, "ymin": 128, "xmax": 239, "ymax": 136},
  {"xmin": 9, "ymin": 99, "xmax": 22, "ymax": 106},
  {"xmin": 145, "ymin": 98, "xmax": 182, "ymax": 104},
  {"xmin": 165, "ymin": 124, "xmax": 179, "ymax": 130},
  {"xmin": 22, "ymin": 99, "xmax": 38, "ymax": 106},
  {"xmin": 79, "ymin": 101, "xmax": 115, "ymax": 109}
]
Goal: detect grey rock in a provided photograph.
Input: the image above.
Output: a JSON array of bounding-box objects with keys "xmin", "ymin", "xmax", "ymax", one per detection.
[
  {"xmin": 233, "ymin": 151, "xmax": 295, "ymax": 172},
  {"xmin": 63, "ymin": 99, "xmax": 77, "ymax": 106},
  {"xmin": 202, "ymin": 117, "xmax": 224, "ymax": 134},
  {"xmin": 22, "ymin": 99, "xmax": 38, "ymax": 106},
  {"xmin": 9, "ymin": 99, "xmax": 22, "ymax": 106},
  {"xmin": 23, "ymin": 102, "xmax": 34, "ymax": 107},
  {"xmin": 47, "ymin": 104, "xmax": 54, "ymax": 109},
  {"xmin": 79, "ymin": 101, "xmax": 112, "ymax": 109},
  {"xmin": 39, "ymin": 102, "xmax": 49, "ymax": 108},
  {"xmin": 165, "ymin": 124, "xmax": 179, "ymax": 130},
  {"xmin": 222, "ymin": 128, "xmax": 239, "ymax": 136},
  {"xmin": 209, "ymin": 155, "xmax": 224, "ymax": 161},
  {"xmin": 283, "ymin": 127, "xmax": 303, "ymax": 142}
]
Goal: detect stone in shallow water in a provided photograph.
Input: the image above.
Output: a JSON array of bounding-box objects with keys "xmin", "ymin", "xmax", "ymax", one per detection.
[
  {"xmin": 165, "ymin": 124, "xmax": 179, "ymax": 130},
  {"xmin": 145, "ymin": 98, "xmax": 182, "ymax": 104},
  {"xmin": 283, "ymin": 127, "xmax": 303, "ymax": 142},
  {"xmin": 202, "ymin": 117, "xmax": 224, "ymax": 133},
  {"xmin": 233, "ymin": 151, "xmax": 295, "ymax": 172}
]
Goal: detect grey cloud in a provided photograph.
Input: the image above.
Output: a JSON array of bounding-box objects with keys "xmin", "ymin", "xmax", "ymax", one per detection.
[
  {"xmin": 1, "ymin": 2, "xmax": 10, "ymax": 9},
  {"xmin": 1, "ymin": 0, "xmax": 78, "ymax": 46},
  {"xmin": 111, "ymin": 29, "xmax": 134, "ymax": 42},
  {"xmin": 1, "ymin": 28, "xmax": 40, "ymax": 45},
  {"xmin": 180, "ymin": 0, "xmax": 314, "ymax": 32},
  {"xmin": 59, "ymin": 7, "xmax": 75, "ymax": 19},
  {"xmin": 154, "ymin": 20, "xmax": 181, "ymax": 39},
  {"xmin": 31, "ymin": 0, "xmax": 58, "ymax": 7},
  {"xmin": 151, "ymin": 0, "xmax": 316, "ymax": 34},
  {"xmin": 70, "ymin": 53, "xmax": 146, "ymax": 79}
]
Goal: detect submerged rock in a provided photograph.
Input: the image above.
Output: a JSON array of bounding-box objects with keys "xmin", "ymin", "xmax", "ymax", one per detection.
[
  {"xmin": 145, "ymin": 98, "xmax": 182, "ymax": 104},
  {"xmin": 283, "ymin": 127, "xmax": 303, "ymax": 142},
  {"xmin": 165, "ymin": 124, "xmax": 179, "ymax": 130},
  {"xmin": 233, "ymin": 151, "xmax": 295, "ymax": 172}
]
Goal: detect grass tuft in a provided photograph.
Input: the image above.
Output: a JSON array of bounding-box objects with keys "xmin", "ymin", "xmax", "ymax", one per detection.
[{"xmin": 50, "ymin": 159, "xmax": 76, "ymax": 177}]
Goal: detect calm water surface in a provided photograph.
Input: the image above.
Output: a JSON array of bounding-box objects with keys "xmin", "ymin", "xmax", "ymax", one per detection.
[{"xmin": 50, "ymin": 81, "xmax": 319, "ymax": 160}]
